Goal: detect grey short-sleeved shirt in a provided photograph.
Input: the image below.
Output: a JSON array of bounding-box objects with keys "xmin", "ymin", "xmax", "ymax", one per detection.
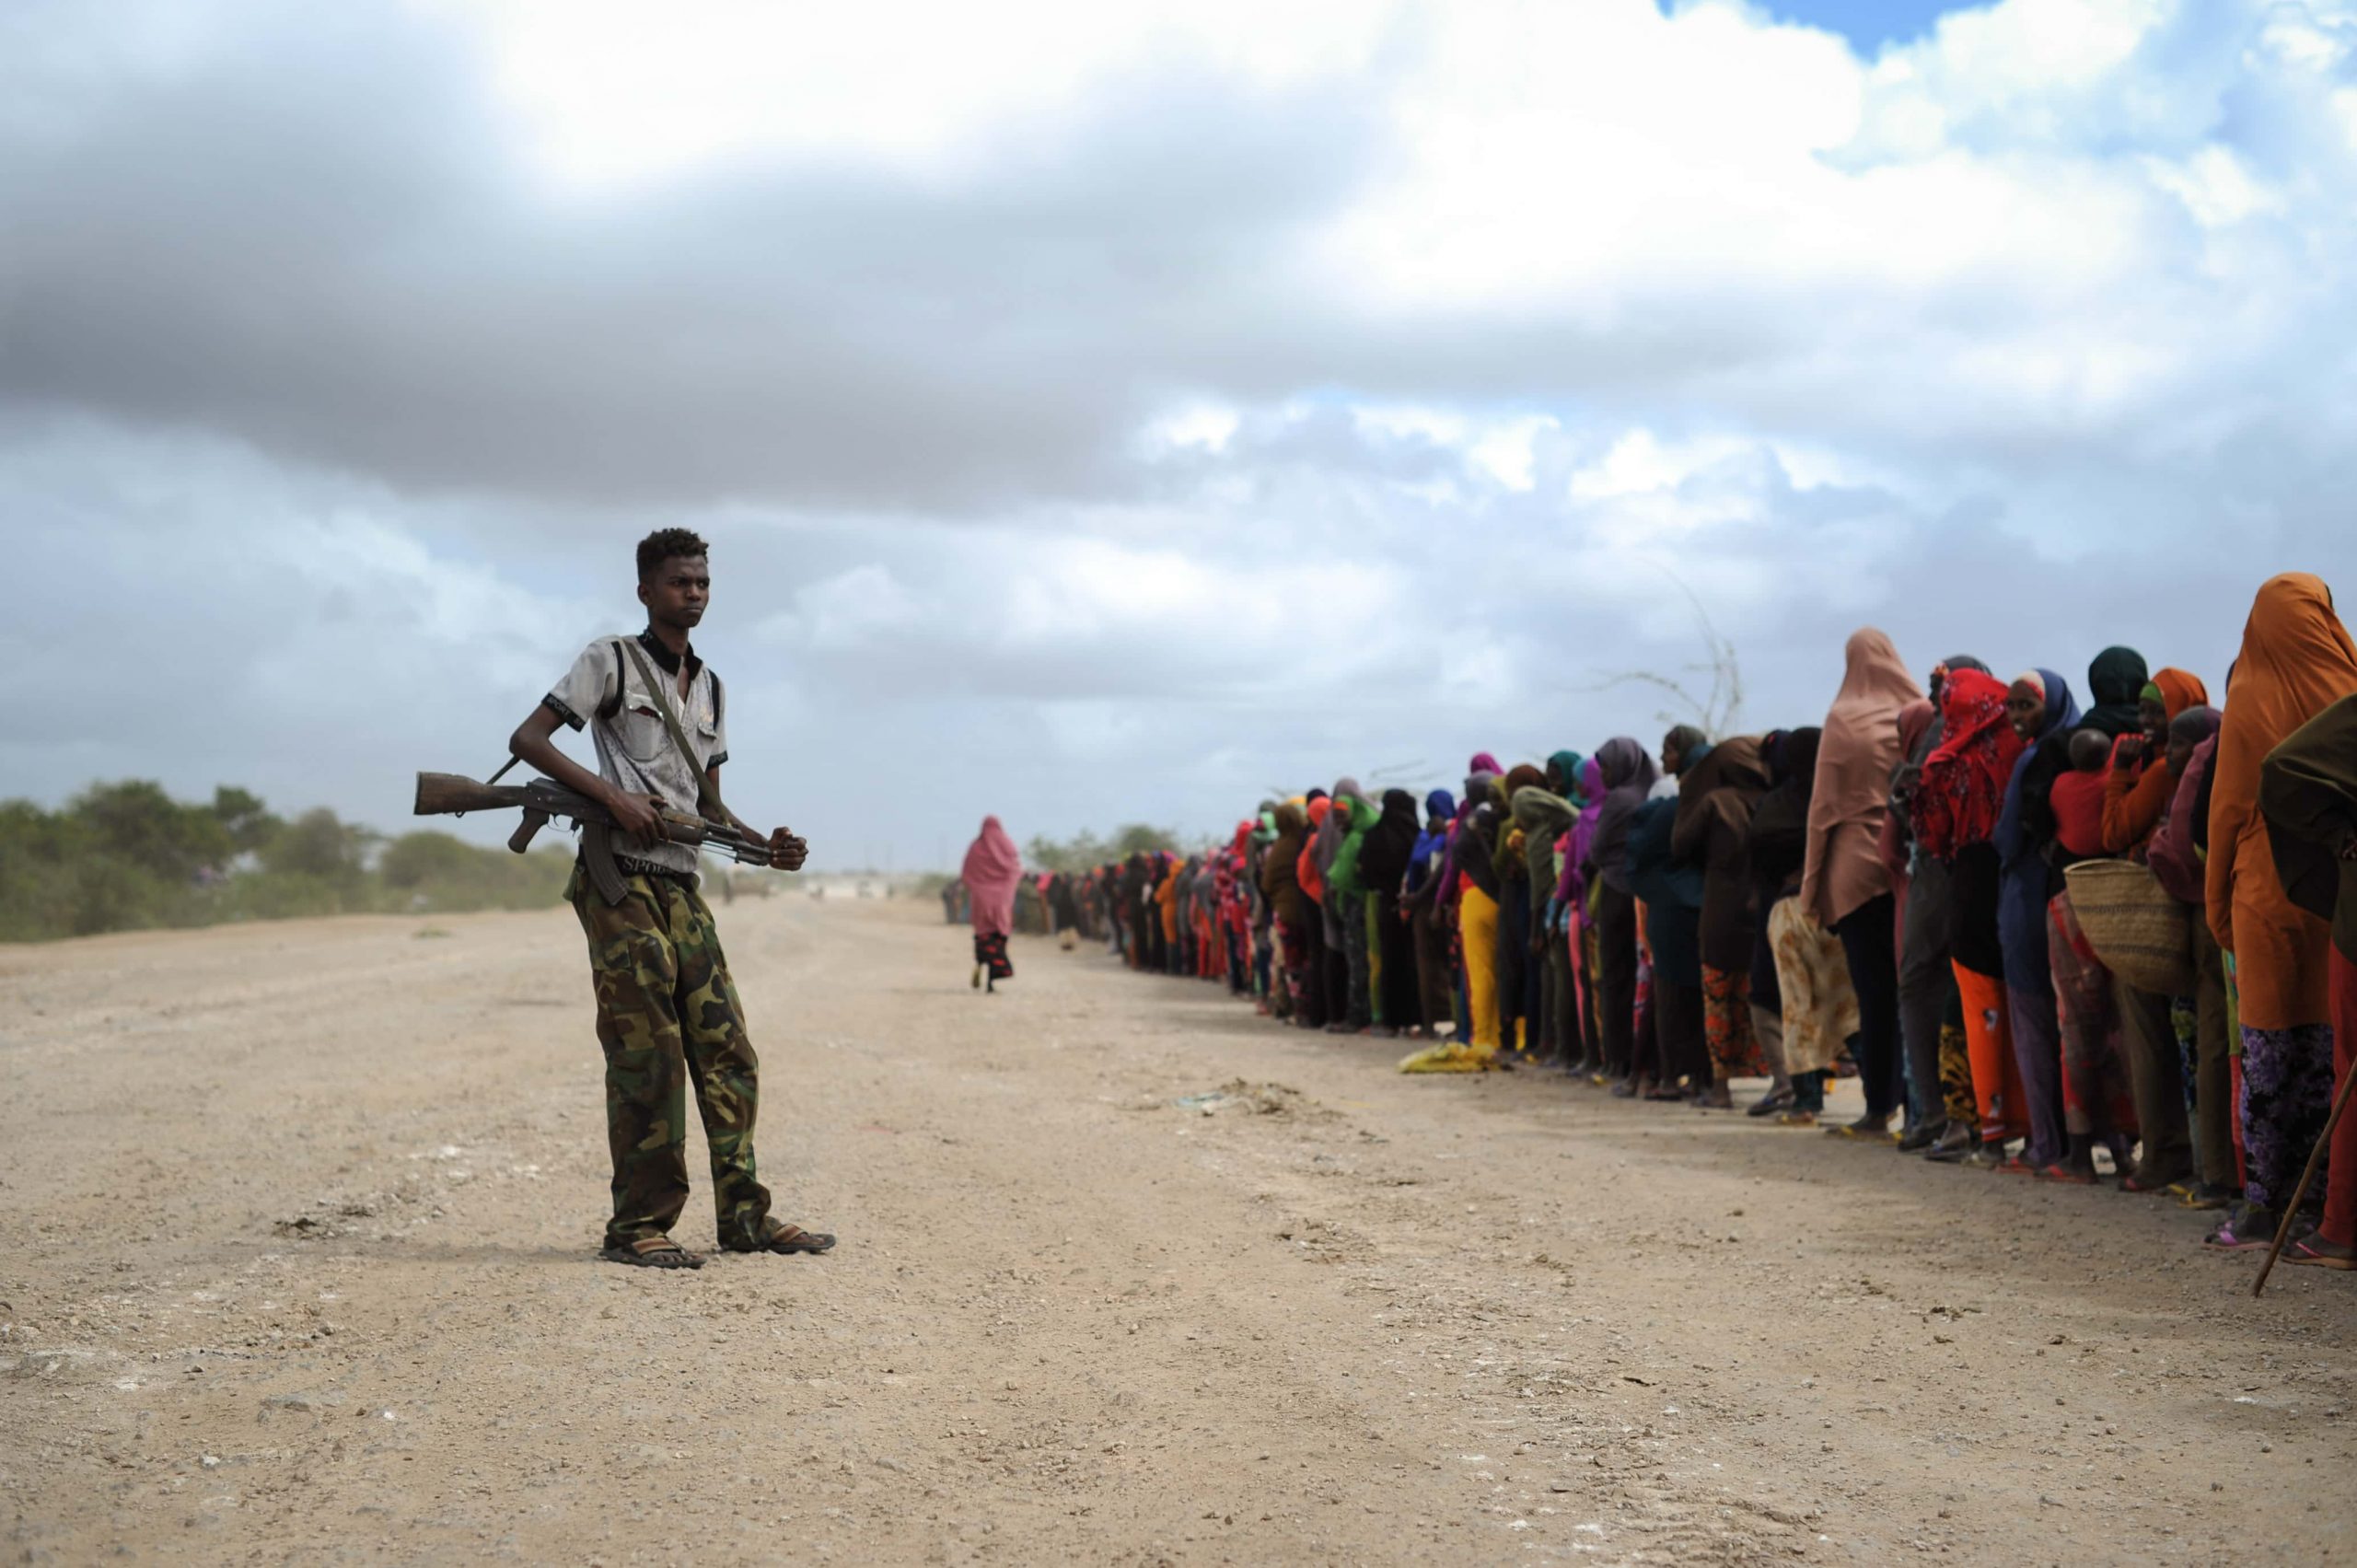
[{"xmin": 543, "ymin": 632, "xmax": 728, "ymax": 879}]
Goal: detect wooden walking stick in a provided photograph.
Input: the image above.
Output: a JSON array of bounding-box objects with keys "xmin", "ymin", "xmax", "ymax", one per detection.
[{"xmin": 2253, "ymin": 1062, "xmax": 2357, "ymax": 1297}]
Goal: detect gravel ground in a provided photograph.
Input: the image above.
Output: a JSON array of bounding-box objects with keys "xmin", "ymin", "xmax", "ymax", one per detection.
[{"xmin": 2, "ymin": 893, "xmax": 2351, "ymax": 1565}]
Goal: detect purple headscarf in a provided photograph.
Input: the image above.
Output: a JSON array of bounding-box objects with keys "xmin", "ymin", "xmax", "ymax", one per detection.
[
  {"xmin": 1588, "ymin": 737, "xmax": 1660, "ymax": 894},
  {"xmin": 1440, "ymin": 769, "xmax": 1500, "ymax": 904},
  {"xmin": 1559, "ymin": 755, "xmax": 1608, "ymax": 907}
]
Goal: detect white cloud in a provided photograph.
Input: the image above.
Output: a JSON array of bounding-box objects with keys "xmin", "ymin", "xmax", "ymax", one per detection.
[
  {"xmin": 437, "ymin": 0, "xmax": 1399, "ymax": 187},
  {"xmin": 1319, "ymin": 0, "xmax": 1866, "ymax": 307},
  {"xmin": 1570, "ymin": 431, "xmax": 1747, "ymax": 503},
  {"xmin": 2145, "ymin": 145, "xmax": 2283, "ymax": 227},
  {"xmin": 11, "ymin": 0, "xmax": 2357, "ymax": 858},
  {"xmin": 1867, "ymin": 0, "xmax": 2176, "ymax": 139},
  {"xmin": 1349, "ymin": 402, "xmax": 1470, "ymax": 447},
  {"xmin": 790, "ymin": 563, "xmax": 926, "ymax": 652},
  {"xmin": 1140, "ymin": 401, "xmax": 1243, "ymax": 456},
  {"xmin": 1465, "ymin": 415, "xmax": 1556, "ymax": 492}
]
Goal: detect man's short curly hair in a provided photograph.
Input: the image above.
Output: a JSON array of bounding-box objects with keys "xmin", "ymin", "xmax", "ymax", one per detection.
[{"xmin": 636, "ymin": 528, "xmax": 709, "ymax": 580}]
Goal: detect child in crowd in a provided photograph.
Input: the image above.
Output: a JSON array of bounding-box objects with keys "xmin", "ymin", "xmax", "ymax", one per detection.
[{"xmin": 2049, "ymin": 727, "xmax": 2110, "ymax": 864}]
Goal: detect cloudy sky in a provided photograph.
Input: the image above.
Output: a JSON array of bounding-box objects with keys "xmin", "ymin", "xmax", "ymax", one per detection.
[{"xmin": 6, "ymin": 0, "xmax": 2356, "ymax": 869}]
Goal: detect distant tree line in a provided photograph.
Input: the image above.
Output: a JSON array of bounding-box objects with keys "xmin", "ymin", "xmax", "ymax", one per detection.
[
  {"xmin": 1021, "ymin": 824, "xmax": 1178, "ymax": 874},
  {"xmin": 0, "ymin": 780, "xmax": 577, "ymax": 943}
]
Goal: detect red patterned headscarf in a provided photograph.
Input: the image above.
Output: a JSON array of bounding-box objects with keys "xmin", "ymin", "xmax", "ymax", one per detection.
[{"xmin": 1913, "ymin": 668, "xmax": 2026, "ymax": 859}]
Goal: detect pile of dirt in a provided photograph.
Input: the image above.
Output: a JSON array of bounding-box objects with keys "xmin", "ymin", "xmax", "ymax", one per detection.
[{"xmin": 1174, "ymin": 1079, "xmax": 1310, "ymax": 1118}]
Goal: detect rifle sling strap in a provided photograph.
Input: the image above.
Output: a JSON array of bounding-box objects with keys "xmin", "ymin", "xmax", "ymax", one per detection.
[{"xmin": 619, "ymin": 640, "xmax": 726, "ymax": 825}]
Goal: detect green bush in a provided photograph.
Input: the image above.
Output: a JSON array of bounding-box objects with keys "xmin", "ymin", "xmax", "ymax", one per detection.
[
  {"xmin": 261, "ymin": 807, "xmax": 375, "ymax": 887},
  {"xmin": 71, "ymin": 780, "xmax": 234, "ymax": 881},
  {"xmin": 1023, "ymin": 823, "xmax": 1176, "ymax": 873},
  {"xmin": 0, "ymin": 784, "xmax": 580, "ymax": 942},
  {"xmin": 377, "ymin": 830, "xmax": 574, "ymax": 912}
]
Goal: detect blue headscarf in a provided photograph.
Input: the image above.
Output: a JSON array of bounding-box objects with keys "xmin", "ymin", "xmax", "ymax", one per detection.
[{"xmin": 1406, "ymin": 789, "xmax": 1457, "ymax": 896}]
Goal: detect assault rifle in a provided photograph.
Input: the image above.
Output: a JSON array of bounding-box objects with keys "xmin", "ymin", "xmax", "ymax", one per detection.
[{"xmin": 412, "ymin": 772, "xmax": 784, "ymax": 905}]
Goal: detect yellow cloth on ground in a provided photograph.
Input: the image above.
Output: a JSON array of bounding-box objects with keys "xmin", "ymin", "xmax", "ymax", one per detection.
[{"xmin": 1399, "ymin": 1041, "xmax": 1492, "ymax": 1073}]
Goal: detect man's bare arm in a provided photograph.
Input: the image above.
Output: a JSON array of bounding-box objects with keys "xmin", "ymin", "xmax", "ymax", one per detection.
[
  {"xmin": 510, "ymin": 706, "xmax": 664, "ymax": 842},
  {"xmin": 708, "ymin": 765, "xmax": 808, "ymax": 870}
]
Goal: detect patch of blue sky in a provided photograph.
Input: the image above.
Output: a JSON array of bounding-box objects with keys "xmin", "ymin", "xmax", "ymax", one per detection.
[{"xmin": 1668, "ymin": 0, "xmax": 1981, "ymax": 56}]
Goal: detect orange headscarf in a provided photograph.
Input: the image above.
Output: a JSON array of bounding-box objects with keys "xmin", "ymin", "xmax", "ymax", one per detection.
[
  {"xmin": 1297, "ymin": 797, "xmax": 1331, "ymax": 901},
  {"xmin": 2148, "ymin": 667, "xmax": 2209, "ymax": 721},
  {"xmin": 2206, "ymin": 574, "xmax": 2357, "ymax": 1028}
]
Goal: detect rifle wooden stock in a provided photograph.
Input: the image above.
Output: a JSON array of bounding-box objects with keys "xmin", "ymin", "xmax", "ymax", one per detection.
[{"xmin": 414, "ymin": 772, "xmax": 526, "ymax": 817}]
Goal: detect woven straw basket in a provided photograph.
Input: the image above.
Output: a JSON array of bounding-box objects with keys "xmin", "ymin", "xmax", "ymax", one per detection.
[{"xmin": 2063, "ymin": 859, "xmax": 2195, "ymax": 995}]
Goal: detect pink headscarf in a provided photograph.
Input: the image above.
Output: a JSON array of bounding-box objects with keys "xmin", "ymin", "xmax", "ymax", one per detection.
[{"xmin": 961, "ymin": 817, "xmax": 1022, "ymax": 938}]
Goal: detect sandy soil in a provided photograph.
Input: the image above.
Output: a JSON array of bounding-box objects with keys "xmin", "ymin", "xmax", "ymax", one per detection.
[{"xmin": 2, "ymin": 893, "xmax": 2352, "ymax": 1566}]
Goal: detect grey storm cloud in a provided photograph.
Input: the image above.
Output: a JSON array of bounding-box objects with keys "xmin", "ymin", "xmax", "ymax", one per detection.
[
  {"xmin": 11, "ymin": 0, "xmax": 2357, "ymax": 530},
  {"xmin": 8, "ymin": 0, "xmax": 2357, "ymax": 868},
  {"xmin": 0, "ymin": 2, "xmax": 1385, "ymax": 512},
  {"xmin": 14, "ymin": 0, "xmax": 2343, "ymax": 529}
]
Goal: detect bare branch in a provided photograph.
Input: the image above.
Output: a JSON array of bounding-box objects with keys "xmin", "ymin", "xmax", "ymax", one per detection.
[{"xmin": 1562, "ymin": 561, "xmax": 1744, "ymax": 737}]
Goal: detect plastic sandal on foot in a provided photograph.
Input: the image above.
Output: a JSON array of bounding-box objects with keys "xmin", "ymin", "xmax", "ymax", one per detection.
[
  {"xmin": 2204, "ymin": 1205, "xmax": 2280, "ymax": 1251},
  {"xmin": 2283, "ymin": 1228, "xmax": 2357, "ymax": 1270}
]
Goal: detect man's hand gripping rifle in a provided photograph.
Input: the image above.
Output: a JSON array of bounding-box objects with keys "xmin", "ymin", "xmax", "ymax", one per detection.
[{"xmin": 413, "ymin": 772, "xmax": 790, "ymax": 906}]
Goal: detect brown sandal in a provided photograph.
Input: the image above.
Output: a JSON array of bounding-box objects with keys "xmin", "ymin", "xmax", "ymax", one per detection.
[
  {"xmin": 726, "ymin": 1220, "xmax": 837, "ymax": 1256},
  {"xmin": 599, "ymin": 1235, "xmax": 704, "ymax": 1270}
]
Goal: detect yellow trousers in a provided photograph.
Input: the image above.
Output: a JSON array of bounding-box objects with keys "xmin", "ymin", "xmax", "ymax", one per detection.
[{"xmin": 1460, "ymin": 884, "xmax": 1502, "ymax": 1054}]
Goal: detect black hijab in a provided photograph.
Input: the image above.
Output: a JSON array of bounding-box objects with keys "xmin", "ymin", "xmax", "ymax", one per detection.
[
  {"xmin": 1357, "ymin": 788, "xmax": 1420, "ymax": 894},
  {"xmin": 2082, "ymin": 645, "xmax": 2150, "ymax": 738},
  {"xmin": 1747, "ymin": 726, "xmax": 1822, "ymax": 896},
  {"xmin": 1456, "ymin": 802, "xmax": 1501, "ymax": 898}
]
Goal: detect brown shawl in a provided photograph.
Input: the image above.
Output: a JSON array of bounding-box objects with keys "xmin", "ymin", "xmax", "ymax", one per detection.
[
  {"xmin": 1803, "ymin": 628, "xmax": 1924, "ymax": 926},
  {"xmin": 1671, "ymin": 735, "xmax": 1771, "ymax": 972}
]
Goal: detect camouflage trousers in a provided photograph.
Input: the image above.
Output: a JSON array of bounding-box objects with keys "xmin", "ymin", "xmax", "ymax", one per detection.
[{"xmin": 568, "ymin": 865, "xmax": 772, "ymax": 1250}]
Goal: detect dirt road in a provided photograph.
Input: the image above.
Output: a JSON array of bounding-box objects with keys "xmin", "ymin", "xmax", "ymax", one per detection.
[{"xmin": 3, "ymin": 895, "xmax": 2351, "ymax": 1565}]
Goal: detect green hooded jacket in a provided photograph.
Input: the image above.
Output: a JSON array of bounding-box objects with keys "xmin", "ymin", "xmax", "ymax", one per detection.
[
  {"xmin": 1326, "ymin": 793, "xmax": 1384, "ymax": 900},
  {"xmin": 1512, "ymin": 786, "xmax": 1578, "ymax": 916}
]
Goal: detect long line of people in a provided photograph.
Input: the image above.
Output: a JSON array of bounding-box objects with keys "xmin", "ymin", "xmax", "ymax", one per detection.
[{"xmin": 1052, "ymin": 573, "xmax": 2357, "ymax": 1275}]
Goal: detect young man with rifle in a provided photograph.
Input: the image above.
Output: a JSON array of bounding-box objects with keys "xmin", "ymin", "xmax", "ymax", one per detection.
[{"xmin": 501, "ymin": 528, "xmax": 835, "ymax": 1270}]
